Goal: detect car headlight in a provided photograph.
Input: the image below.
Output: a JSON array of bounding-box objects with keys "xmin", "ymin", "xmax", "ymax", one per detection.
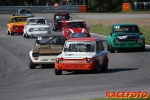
[
  {"xmin": 84, "ymin": 30, "xmax": 89, "ymax": 34},
  {"xmin": 86, "ymin": 57, "xmax": 93, "ymax": 63},
  {"xmin": 114, "ymin": 39, "xmax": 119, "ymax": 44},
  {"xmin": 137, "ymin": 38, "xmax": 143, "ymax": 44},
  {"xmin": 29, "ymin": 28, "xmax": 33, "ymax": 32},
  {"xmin": 56, "ymin": 58, "xmax": 63, "ymax": 63},
  {"xmin": 67, "ymin": 30, "xmax": 71, "ymax": 35}
]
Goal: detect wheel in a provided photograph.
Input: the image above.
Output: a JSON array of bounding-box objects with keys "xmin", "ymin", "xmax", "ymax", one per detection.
[
  {"xmin": 93, "ymin": 62, "xmax": 100, "ymax": 73},
  {"xmin": 7, "ymin": 30, "xmax": 10, "ymax": 35},
  {"xmin": 110, "ymin": 44, "xmax": 115, "ymax": 53},
  {"xmin": 26, "ymin": 33, "xmax": 30, "ymax": 39},
  {"xmin": 55, "ymin": 68, "xmax": 62, "ymax": 75},
  {"xmin": 107, "ymin": 42, "xmax": 110, "ymax": 51},
  {"xmin": 140, "ymin": 44, "xmax": 145, "ymax": 52},
  {"xmin": 101, "ymin": 58, "xmax": 108, "ymax": 71},
  {"xmin": 29, "ymin": 59, "xmax": 36, "ymax": 69},
  {"xmin": 23, "ymin": 33, "xmax": 26, "ymax": 38},
  {"xmin": 10, "ymin": 31, "xmax": 14, "ymax": 36}
]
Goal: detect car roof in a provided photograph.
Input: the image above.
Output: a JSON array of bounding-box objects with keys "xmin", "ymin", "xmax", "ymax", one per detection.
[
  {"xmin": 67, "ymin": 37, "xmax": 101, "ymax": 42},
  {"xmin": 113, "ymin": 22, "xmax": 138, "ymax": 26},
  {"xmin": 37, "ymin": 34, "xmax": 65, "ymax": 38},
  {"xmin": 66, "ymin": 20, "xmax": 85, "ymax": 22},
  {"xmin": 28, "ymin": 17, "xmax": 45, "ymax": 19},
  {"xmin": 55, "ymin": 12, "xmax": 70, "ymax": 15},
  {"xmin": 17, "ymin": 9, "xmax": 30, "ymax": 11}
]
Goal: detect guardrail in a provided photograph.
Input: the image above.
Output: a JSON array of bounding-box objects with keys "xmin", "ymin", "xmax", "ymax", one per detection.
[{"xmin": 0, "ymin": 5, "xmax": 86, "ymax": 14}]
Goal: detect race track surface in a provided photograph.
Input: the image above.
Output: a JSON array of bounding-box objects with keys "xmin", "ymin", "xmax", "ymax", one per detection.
[{"xmin": 0, "ymin": 13, "xmax": 150, "ymax": 100}]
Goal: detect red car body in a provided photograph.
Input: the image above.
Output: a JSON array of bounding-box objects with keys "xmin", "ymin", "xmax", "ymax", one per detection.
[{"xmin": 62, "ymin": 20, "xmax": 90, "ymax": 39}]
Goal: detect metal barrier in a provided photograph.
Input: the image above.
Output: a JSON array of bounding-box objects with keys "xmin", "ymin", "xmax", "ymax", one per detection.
[{"xmin": 0, "ymin": 6, "xmax": 80, "ymax": 14}]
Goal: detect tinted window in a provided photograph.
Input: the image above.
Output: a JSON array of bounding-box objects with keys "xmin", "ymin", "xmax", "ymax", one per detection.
[
  {"xmin": 66, "ymin": 22, "xmax": 87, "ymax": 28},
  {"xmin": 114, "ymin": 25, "xmax": 139, "ymax": 33}
]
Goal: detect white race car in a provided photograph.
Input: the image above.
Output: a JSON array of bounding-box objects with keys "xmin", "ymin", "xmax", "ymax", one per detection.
[
  {"xmin": 23, "ymin": 17, "xmax": 51, "ymax": 38},
  {"xmin": 29, "ymin": 34, "xmax": 66, "ymax": 69}
]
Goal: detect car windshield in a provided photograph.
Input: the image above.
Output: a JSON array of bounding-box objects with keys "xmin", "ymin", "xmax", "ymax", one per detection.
[
  {"xmin": 70, "ymin": 33, "xmax": 86, "ymax": 38},
  {"xmin": 114, "ymin": 25, "xmax": 139, "ymax": 33},
  {"xmin": 64, "ymin": 42, "xmax": 95, "ymax": 52},
  {"xmin": 12, "ymin": 17, "xmax": 28, "ymax": 22},
  {"xmin": 19, "ymin": 10, "xmax": 32, "ymax": 14},
  {"xmin": 55, "ymin": 14, "xmax": 71, "ymax": 20},
  {"xmin": 28, "ymin": 19, "xmax": 47, "ymax": 25},
  {"xmin": 66, "ymin": 22, "xmax": 87, "ymax": 28},
  {"xmin": 35, "ymin": 36, "xmax": 65, "ymax": 46}
]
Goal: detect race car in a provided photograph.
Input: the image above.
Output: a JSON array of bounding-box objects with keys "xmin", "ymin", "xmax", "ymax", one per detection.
[
  {"xmin": 55, "ymin": 37, "xmax": 109, "ymax": 75},
  {"xmin": 23, "ymin": 17, "xmax": 51, "ymax": 38},
  {"xmin": 13, "ymin": 9, "xmax": 34, "ymax": 17},
  {"xmin": 29, "ymin": 34, "xmax": 66, "ymax": 69},
  {"xmin": 52, "ymin": 12, "xmax": 72, "ymax": 31},
  {"xmin": 107, "ymin": 23, "xmax": 145, "ymax": 53},
  {"xmin": 62, "ymin": 20, "xmax": 90, "ymax": 39},
  {"xmin": 6, "ymin": 16, "xmax": 28, "ymax": 35}
]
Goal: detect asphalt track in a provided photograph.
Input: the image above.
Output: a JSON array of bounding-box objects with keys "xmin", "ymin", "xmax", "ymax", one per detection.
[{"xmin": 0, "ymin": 13, "xmax": 150, "ymax": 100}]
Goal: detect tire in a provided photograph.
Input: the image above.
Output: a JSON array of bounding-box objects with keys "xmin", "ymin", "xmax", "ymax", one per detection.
[
  {"xmin": 7, "ymin": 30, "xmax": 10, "ymax": 35},
  {"xmin": 26, "ymin": 33, "xmax": 30, "ymax": 39},
  {"xmin": 23, "ymin": 33, "xmax": 26, "ymax": 38},
  {"xmin": 10, "ymin": 31, "xmax": 14, "ymax": 36},
  {"xmin": 55, "ymin": 68, "xmax": 62, "ymax": 75},
  {"xmin": 29, "ymin": 59, "xmax": 36, "ymax": 69},
  {"xmin": 140, "ymin": 44, "xmax": 145, "ymax": 52},
  {"xmin": 107, "ymin": 42, "xmax": 110, "ymax": 51},
  {"xmin": 93, "ymin": 62, "xmax": 100, "ymax": 73},
  {"xmin": 101, "ymin": 58, "xmax": 108, "ymax": 71},
  {"xmin": 110, "ymin": 44, "xmax": 115, "ymax": 53}
]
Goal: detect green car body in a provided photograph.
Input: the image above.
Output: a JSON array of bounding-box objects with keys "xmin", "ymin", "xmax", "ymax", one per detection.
[{"xmin": 107, "ymin": 23, "xmax": 145, "ymax": 53}]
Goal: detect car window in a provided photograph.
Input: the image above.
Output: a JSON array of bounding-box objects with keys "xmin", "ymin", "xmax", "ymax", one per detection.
[
  {"xmin": 55, "ymin": 14, "xmax": 71, "ymax": 20},
  {"xmin": 12, "ymin": 17, "xmax": 27, "ymax": 22},
  {"xmin": 66, "ymin": 22, "xmax": 87, "ymax": 28},
  {"xmin": 96, "ymin": 41, "xmax": 104, "ymax": 52},
  {"xmin": 114, "ymin": 25, "xmax": 139, "ymax": 33},
  {"xmin": 28, "ymin": 19, "xmax": 46, "ymax": 25},
  {"xmin": 64, "ymin": 42, "xmax": 95, "ymax": 52},
  {"xmin": 35, "ymin": 37, "xmax": 65, "ymax": 46}
]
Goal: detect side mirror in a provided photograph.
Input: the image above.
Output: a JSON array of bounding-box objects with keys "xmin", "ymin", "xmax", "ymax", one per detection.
[
  {"xmin": 87, "ymin": 26, "xmax": 90, "ymax": 30},
  {"xmin": 140, "ymin": 33, "xmax": 143, "ymax": 35}
]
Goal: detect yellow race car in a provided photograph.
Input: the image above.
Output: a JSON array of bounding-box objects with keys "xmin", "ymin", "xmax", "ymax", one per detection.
[{"xmin": 6, "ymin": 16, "xmax": 28, "ymax": 36}]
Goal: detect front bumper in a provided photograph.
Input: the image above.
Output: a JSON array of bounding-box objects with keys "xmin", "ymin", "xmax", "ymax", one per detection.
[
  {"xmin": 31, "ymin": 56, "xmax": 56, "ymax": 64},
  {"xmin": 28, "ymin": 31, "xmax": 51, "ymax": 37}
]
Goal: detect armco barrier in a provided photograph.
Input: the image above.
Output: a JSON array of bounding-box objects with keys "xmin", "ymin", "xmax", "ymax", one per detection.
[{"xmin": 0, "ymin": 6, "xmax": 86, "ymax": 14}]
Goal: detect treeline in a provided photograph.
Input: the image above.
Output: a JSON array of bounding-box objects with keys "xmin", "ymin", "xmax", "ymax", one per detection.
[{"xmin": 0, "ymin": 0, "xmax": 150, "ymax": 12}]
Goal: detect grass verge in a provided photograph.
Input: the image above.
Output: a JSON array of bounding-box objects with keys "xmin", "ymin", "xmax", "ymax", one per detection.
[{"xmin": 90, "ymin": 24, "xmax": 150, "ymax": 44}]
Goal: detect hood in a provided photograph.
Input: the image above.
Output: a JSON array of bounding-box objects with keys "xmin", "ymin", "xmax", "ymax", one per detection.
[
  {"xmin": 28, "ymin": 25, "xmax": 49, "ymax": 28},
  {"xmin": 58, "ymin": 53, "xmax": 94, "ymax": 59},
  {"xmin": 68, "ymin": 28, "xmax": 86, "ymax": 33},
  {"xmin": 11, "ymin": 21, "xmax": 26, "ymax": 25},
  {"xmin": 33, "ymin": 45, "xmax": 63, "ymax": 54},
  {"xmin": 114, "ymin": 33, "xmax": 140, "ymax": 39}
]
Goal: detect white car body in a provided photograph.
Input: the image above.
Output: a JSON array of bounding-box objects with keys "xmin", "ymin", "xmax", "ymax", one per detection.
[{"xmin": 23, "ymin": 17, "xmax": 51, "ymax": 38}]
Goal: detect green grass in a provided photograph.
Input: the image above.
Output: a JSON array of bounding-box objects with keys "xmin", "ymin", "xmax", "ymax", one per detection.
[{"xmin": 90, "ymin": 25, "xmax": 150, "ymax": 44}]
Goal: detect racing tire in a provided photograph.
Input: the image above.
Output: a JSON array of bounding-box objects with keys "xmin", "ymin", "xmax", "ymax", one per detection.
[
  {"xmin": 26, "ymin": 34, "xmax": 30, "ymax": 39},
  {"xmin": 93, "ymin": 62, "xmax": 100, "ymax": 73},
  {"xmin": 110, "ymin": 44, "xmax": 115, "ymax": 53},
  {"xmin": 140, "ymin": 44, "xmax": 145, "ymax": 52},
  {"xmin": 107, "ymin": 42, "xmax": 110, "ymax": 51},
  {"xmin": 101, "ymin": 58, "xmax": 108, "ymax": 71},
  {"xmin": 55, "ymin": 68, "xmax": 62, "ymax": 75},
  {"xmin": 23, "ymin": 33, "xmax": 26, "ymax": 38},
  {"xmin": 7, "ymin": 30, "xmax": 10, "ymax": 35},
  {"xmin": 29, "ymin": 59, "xmax": 36, "ymax": 69},
  {"xmin": 10, "ymin": 31, "xmax": 14, "ymax": 36}
]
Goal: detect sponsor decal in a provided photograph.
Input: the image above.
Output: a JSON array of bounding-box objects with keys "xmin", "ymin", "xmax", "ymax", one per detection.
[{"xmin": 106, "ymin": 91, "xmax": 148, "ymax": 98}]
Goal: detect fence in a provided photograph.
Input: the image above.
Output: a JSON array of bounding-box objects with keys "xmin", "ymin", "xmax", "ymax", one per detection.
[{"xmin": 0, "ymin": 5, "xmax": 86, "ymax": 14}]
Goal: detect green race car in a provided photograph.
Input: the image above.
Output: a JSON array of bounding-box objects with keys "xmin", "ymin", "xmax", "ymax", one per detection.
[{"xmin": 107, "ymin": 23, "xmax": 145, "ymax": 53}]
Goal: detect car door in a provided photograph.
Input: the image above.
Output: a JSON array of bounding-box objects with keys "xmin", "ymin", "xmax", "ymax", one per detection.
[{"xmin": 95, "ymin": 41, "xmax": 103, "ymax": 65}]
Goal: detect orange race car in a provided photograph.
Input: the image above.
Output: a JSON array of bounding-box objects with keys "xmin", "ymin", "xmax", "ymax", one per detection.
[
  {"xmin": 6, "ymin": 16, "xmax": 28, "ymax": 36},
  {"xmin": 55, "ymin": 37, "xmax": 109, "ymax": 75}
]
